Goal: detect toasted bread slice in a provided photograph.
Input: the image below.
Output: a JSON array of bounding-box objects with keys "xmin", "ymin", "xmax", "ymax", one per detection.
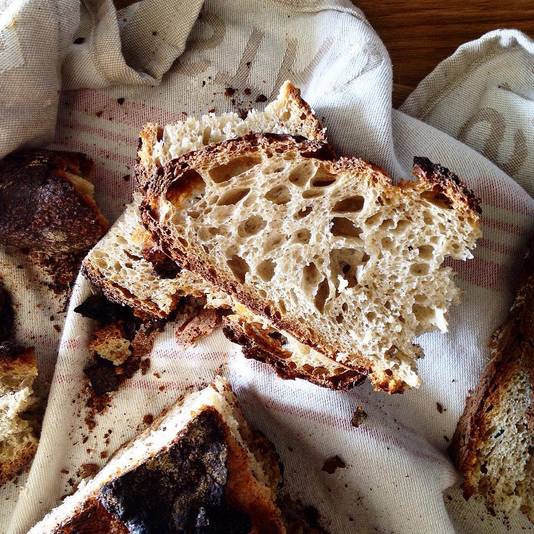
[
  {"xmin": 451, "ymin": 238, "xmax": 533, "ymax": 522},
  {"xmin": 140, "ymin": 134, "xmax": 481, "ymax": 392},
  {"xmin": 83, "ymin": 82, "xmax": 324, "ymax": 319},
  {"xmin": 29, "ymin": 378, "xmax": 289, "ymax": 533}
]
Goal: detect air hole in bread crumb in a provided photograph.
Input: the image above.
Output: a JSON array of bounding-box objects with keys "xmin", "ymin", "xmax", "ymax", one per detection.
[
  {"xmin": 302, "ymin": 262, "xmax": 321, "ymax": 292},
  {"xmin": 330, "ymin": 248, "xmax": 369, "ymax": 289},
  {"xmin": 227, "ymin": 255, "xmax": 249, "ymax": 283},
  {"xmin": 238, "ymin": 215, "xmax": 266, "ymax": 237},
  {"xmin": 280, "ymin": 110, "xmax": 291, "ymax": 121},
  {"xmin": 331, "ymin": 217, "xmax": 362, "ymax": 238},
  {"xmin": 335, "ymin": 314, "xmax": 344, "ymax": 324},
  {"xmin": 177, "ymin": 237, "xmax": 188, "ymax": 248},
  {"xmin": 412, "ymin": 303, "xmax": 433, "ymax": 322},
  {"xmin": 217, "ymin": 188, "xmax": 250, "ymax": 206},
  {"xmin": 418, "ymin": 245, "xmax": 434, "ymax": 260},
  {"xmin": 381, "ymin": 237, "xmax": 393, "ymax": 251},
  {"xmin": 294, "ymin": 206, "xmax": 312, "ymax": 219},
  {"xmin": 288, "ymin": 160, "xmax": 316, "ymax": 187},
  {"xmin": 263, "ymin": 233, "xmax": 285, "ymax": 254},
  {"xmin": 209, "ymin": 155, "xmax": 261, "ymax": 183},
  {"xmin": 366, "ymin": 311, "xmax": 376, "ymax": 322},
  {"xmin": 264, "ymin": 161, "xmax": 286, "ymax": 174},
  {"xmin": 380, "ymin": 218, "xmax": 394, "ymax": 230},
  {"xmin": 166, "ymin": 170, "xmax": 205, "ymax": 207},
  {"xmin": 311, "ymin": 167, "xmax": 337, "ymax": 187},
  {"xmin": 293, "ymin": 229, "xmax": 311, "ymax": 244},
  {"xmin": 278, "ymin": 300, "xmax": 287, "ymax": 314},
  {"xmin": 423, "ymin": 211, "xmax": 433, "ymax": 225},
  {"xmin": 256, "ymin": 259, "xmax": 275, "ymax": 281},
  {"xmin": 342, "ymin": 302, "xmax": 348, "ymax": 312},
  {"xmin": 421, "ymin": 188, "xmax": 452, "ymax": 209},
  {"xmin": 202, "ymin": 126, "xmax": 211, "ymax": 145},
  {"xmin": 302, "ymin": 188, "xmax": 324, "ymax": 199},
  {"xmin": 314, "ymin": 278, "xmax": 330, "ymax": 313},
  {"xmin": 265, "ymin": 185, "xmax": 291, "ymax": 205},
  {"xmin": 393, "ymin": 219, "xmax": 410, "ymax": 234},
  {"xmin": 333, "ymin": 195, "xmax": 365, "ymax": 213},
  {"xmin": 365, "ymin": 212, "xmax": 382, "ymax": 226},
  {"xmin": 410, "ymin": 263, "xmax": 430, "ymax": 276}
]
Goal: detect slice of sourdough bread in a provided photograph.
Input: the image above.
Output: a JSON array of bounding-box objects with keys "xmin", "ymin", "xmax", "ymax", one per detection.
[
  {"xmin": 83, "ymin": 81, "xmax": 324, "ymax": 320},
  {"xmin": 451, "ymin": 238, "xmax": 533, "ymax": 522},
  {"xmin": 140, "ymin": 133, "xmax": 481, "ymax": 393},
  {"xmin": 29, "ymin": 377, "xmax": 288, "ymax": 533}
]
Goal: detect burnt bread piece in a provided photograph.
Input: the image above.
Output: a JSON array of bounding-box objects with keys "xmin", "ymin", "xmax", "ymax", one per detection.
[
  {"xmin": 140, "ymin": 133, "xmax": 481, "ymax": 393},
  {"xmin": 29, "ymin": 378, "xmax": 291, "ymax": 533},
  {"xmin": 0, "ymin": 149, "xmax": 108, "ymax": 291},
  {"xmin": 0, "ymin": 149, "xmax": 107, "ymax": 254},
  {"xmin": 451, "ymin": 236, "xmax": 534, "ymax": 522}
]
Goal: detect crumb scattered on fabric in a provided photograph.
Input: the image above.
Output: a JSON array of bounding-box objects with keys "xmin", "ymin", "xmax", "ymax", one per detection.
[
  {"xmin": 351, "ymin": 406, "xmax": 367, "ymax": 428},
  {"xmin": 224, "ymin": 87, "xmax": 236, "ymax": 97},
  {"xmin": 78, "ymin": 463, "xmax": 99, "ymax": 479},
  {"xmin": 322, "ymin": 455, "xmax": 346, "ymax": 474},
  {"xmin": 255, "ymin": 94, "xmax": 267, "ymax": 102},
  {"xmin": 436, "ymin": 402, "xmax": 445, "ymax": 413},
  {"xmin": 117, "ymin": 97, "xmax": 125, "ymax": 105},
  {"xmin": 143, "ymin": 414, "xmax": 154, "ymax": 426}
]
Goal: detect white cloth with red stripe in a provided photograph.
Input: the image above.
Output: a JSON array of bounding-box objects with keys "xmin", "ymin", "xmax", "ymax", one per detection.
[{"xmin": 1, "ymin": 1, "xmax": 533, "ymax": 533}]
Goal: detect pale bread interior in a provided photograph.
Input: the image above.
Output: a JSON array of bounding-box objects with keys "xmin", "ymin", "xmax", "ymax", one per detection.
[{"xmin": 151, "ymin": 137, "xmax": 480, "ymax": 390}]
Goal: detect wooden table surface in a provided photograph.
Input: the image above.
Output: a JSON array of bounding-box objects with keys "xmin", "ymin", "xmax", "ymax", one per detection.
[{"xmin": 357, "ymin": 0, "xmax": 534, "ymax": 106}]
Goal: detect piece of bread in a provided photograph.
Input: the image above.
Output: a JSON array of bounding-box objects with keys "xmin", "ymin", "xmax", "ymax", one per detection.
[
  {"xmin": 0, "ymin": 341, "xmax": 38, "ymax": 485},
  {"xmin": 88, "ymin": 323, "xmax": 131, "ymax": 366},
  {"xmin": 0, "ymin": 149, "xmax": 108, "ymax": 292},
  {"xmin": 83, "ymin": 81, "xmax": 324, "ymax": 319},
  {"xmin": 140, "ymin": 133, "xmax": 481, "ymax": 393},
  {"xmin": 29, "ymin": 377, "xmax": 290, "ymax": 533},
  {"xmin": 451, "ymin": 237, "xmax": 533, "ymax": 522},
  {"xmin": 0, "ymin": 149, "xmax": 107, "ymax": 255}
]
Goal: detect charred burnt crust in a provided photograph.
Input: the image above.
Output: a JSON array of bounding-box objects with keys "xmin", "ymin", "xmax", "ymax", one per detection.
[
  {"xmin": 0, "ymin": 281, "xmax": 14, "ymax": 342},
  {"xmin": 74, "ymin": 294, "xmax": 136, "ymax": 325},
  {"xmin": 0, "ymin": 149, "xmax": 107, "ymax": 254},
  {"xmin": 412, "ymin": 156, "xmax": 482, "ymax": 215},
  {"xmin": 98, "ymin": 409, "xmax": 251, "ymax": 534},
  {"xmin": 0, "ymin": 340, "xmax": 26, "ymax": 358}
]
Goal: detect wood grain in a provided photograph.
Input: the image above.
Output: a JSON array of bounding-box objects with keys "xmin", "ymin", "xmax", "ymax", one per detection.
[{"xmin": 355, "ymin": 1, "xmax": 534, "ymax": 106}]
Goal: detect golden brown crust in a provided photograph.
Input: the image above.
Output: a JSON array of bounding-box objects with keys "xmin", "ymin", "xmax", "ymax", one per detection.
[
  {"xmin": 450, "ymin": 236, "xmax": 534, "ymax": 503},
  {"xmin": 222, "ymin": 317, "xmax": 366, "ymax": 391}
]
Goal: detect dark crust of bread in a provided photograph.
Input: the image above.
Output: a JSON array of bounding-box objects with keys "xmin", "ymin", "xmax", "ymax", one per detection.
[
  {"xmin": 450, "ymin": 236, "xmax": 534, "ymax": 504},
  {"xmin": 0, "ymin": 150, "xmax": 107, "ymax": 255},
  {"xmin": 222, "ymin": 318, "xmax": 366, "ymax": 390},
  {"xmin": 411, "ymin": 156, "xmax": 482, "ymax": 215},
  {"xmin": 140, "ymin": 133, "xmax": 481, "ymax": 393}
]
